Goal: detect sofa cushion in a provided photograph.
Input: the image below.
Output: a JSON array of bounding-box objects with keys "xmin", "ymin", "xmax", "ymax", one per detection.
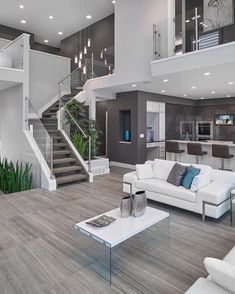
[
  {"xmin": 185, "ymin": 277, "xmax": 230, "ymax": 294},
  {"xmin": 135, "ymin": 178, "xmax": 196, "ymax": 203},
  {"xmin": 136, "ymin": 164, "xmax": 153, "ymax": 180},
  {"xmin": 190, "ymin": 165, "xmax": 212, "ymax": 192},
  {"xmin": 182, "ymin": 165, "xmax": 201, "ymax": 189},
  {"xmin": 197, "ymin": 182, "xmax": 231, "ymax": 205},
  {"xmin": 204, "ymin": 257, "xmax": 235, "ymax": 294},
  {"xmin": 167, "ymin": 163, "xmax": 187, "ymax": 186},
  {"xmin": 224, "ymin": 247, "xmax": 235, "ymax": 266},
  {"xmin": 153, "ymin": 159, "xmax": 175, "ymax": 181}
]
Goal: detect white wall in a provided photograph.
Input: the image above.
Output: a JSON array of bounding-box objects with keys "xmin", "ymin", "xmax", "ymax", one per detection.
[
  {"xmin": 0, "ymin": 84, "xmax": 41, "ymax": 188},
  {"xmin": 115, "ymin": 0, "xmax": 171, "ymax": 83},
  {"xmin": 29, "ymin": 50, "xmax": 70, "ymax": 112}
]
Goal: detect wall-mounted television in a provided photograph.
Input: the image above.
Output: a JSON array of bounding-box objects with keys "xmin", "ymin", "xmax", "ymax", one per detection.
[{"xmin": 215, "ymin": 114, "xmax": 234, "ymax": 126}]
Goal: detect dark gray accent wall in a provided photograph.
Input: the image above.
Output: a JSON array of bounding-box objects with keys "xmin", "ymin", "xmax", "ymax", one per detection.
[
  {"xmin": 107, "ymin": 91, "xmax": 235, "ymax": 165},
  {"xmin": 96, "ymin": 101, "xmax": 108, "ymax": 156},
  {"xmin": 195, "ymin": 97, "xmax": 235, "ymax": 141},
  {"xmin": 61, "ymin": 14, "xmax": 114, "ymax": 71},
  {"xmin": 0, "ymin": 24, "xmax": 60, "ymax": 55},
  {"xmin": 107, "ymin": 92, "xmax": 140, "ymax": 164}
]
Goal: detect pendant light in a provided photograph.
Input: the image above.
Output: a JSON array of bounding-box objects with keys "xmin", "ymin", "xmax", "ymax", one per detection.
[
  {"xmin": 84, "ymin": 29, "xmax": 87, "ymax": 55},
  {"xmin": 87, "ymin": 26, "xmax": 91, "ymax": 47},
  {"xmin": 79, "ymin": 30, "xmax": 83, "ymax": 60},
  {"xmin": 74, "ymin": 32, "xmax": 79, "ymax": 64},
  {"xmin": 83, "ymin": 65, "xmax": 87, "ymax": 75},
  {"xmin": 87, "ymin": 38, "xmax": 91, "ymax": 48}
]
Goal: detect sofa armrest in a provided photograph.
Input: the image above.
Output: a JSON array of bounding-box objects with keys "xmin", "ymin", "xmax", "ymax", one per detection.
[
  {"xmin": 123, "ymin": 172, "xmax": 139, "ymax": 194},
  {"xmin": 185, "ymin": 278, "xmax": 230, "ymax": 294},
  {"xmin": 197, "ymin": 182, "xmax": 233, "ymax": 205}
]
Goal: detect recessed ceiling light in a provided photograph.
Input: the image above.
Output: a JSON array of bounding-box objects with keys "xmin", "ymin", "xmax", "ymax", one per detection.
[
  {"xmin": 19, "ymin": 4, "xmax": 24, "ymax": 9},
  {"xmin": 86, "ymin": 15, "xmax": 92, "ymax": 19},
  {"xmin": 211, "ymin": 91, "xmax": 216, "ymax": 94},
  {"xmin": 21, "ymin": 19, "xmax": 26, "ymax": 24},
  {"xmin": 228, "ymin": 81, "xmax": 234, "ymax": 85},
  {"xmin": 200, "ymin": 97, "xmax": 205, "ymax": 100},
  {"xmin": 227, "ymin": 95, "xmax": 231, "ymax": 98},
  {"xmin": 191, "ymin": 86, "xmax": 196, "ymax": 89},
  {"xmin": 58, "ymin": 32, "xmax": 63, "ymax": 35},
  {"xmin": 132, "ymin": 84, "xmax": 137, "ymax": 87},
  {"xmin": 49, "ymin": 15, "xmax": 54, "ymax": 20},
  {"xmin": 163, "ymin": 79, "xmax": 169, "ymax": 82},
  {"xmin": 185, "ymin": 20, "xmax": 190, "ymax": 23},
  {"xmin": 112, "ymin": 0, "xmax": 116, "ymax": 3},
  {"xmin": 183, "ymin": 94, "xmax": 188, "ymax": 97},
  {"xmin": 161, "ymin": 90, "xmax": 166, "ymax": 93},
  {"xmin": 204, "ymin": 72, "xmax": 211, "ymax": 76},
  {"xmin": 44, "ymin": 40, "xmax": 49, "ymax": 43}
]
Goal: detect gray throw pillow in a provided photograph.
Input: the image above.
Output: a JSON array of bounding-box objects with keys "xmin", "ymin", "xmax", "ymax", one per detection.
[{"xmin": 167, "ymin": 163, "xmax": 187, "ymax": 186}]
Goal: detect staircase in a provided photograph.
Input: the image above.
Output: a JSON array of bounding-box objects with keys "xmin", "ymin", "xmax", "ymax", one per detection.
[{"xmin": 41, "ymin": 93, "xmax": 88, "ymax": 186}]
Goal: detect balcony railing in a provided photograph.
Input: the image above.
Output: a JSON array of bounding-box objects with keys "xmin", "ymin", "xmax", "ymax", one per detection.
[
  {"xmin": 0, "ymin": 35, "xmax": 26, "ymax": 69},
  {"xmin": 153, "ymin": 3, "xmax": 235, "ymax": 60}
]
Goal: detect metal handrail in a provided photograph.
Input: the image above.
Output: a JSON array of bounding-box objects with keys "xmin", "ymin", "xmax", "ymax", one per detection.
[
  {"xmin": 63, "ymin": 105, "xmax": 87, "ymax": 139},
  {"xmin": 58, "ymin": 66, "xmax": 83, "ymax": 85}
]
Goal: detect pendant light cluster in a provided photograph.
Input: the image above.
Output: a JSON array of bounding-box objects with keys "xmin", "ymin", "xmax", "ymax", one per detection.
[
  {"xmin": 74, "ymin": 27, "xmax": 92, "ymax": 75},
  {"xmin": 74, "ymin": 27, "xmax": 113, "ymax": 76}
]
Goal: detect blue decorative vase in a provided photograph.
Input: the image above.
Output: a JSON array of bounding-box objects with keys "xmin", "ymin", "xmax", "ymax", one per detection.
[{"xmin": 124, "ymin": 129, "xmax": 131, "ymax": 142}]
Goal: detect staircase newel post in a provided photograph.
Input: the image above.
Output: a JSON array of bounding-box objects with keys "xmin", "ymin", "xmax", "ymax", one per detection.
[
  {"xmin": 50, "ymin": 137, "xmax": 54, "ymax": 180},
  {"xmin": 88, "ymin": 136, "xmax": 92, "ymax": 173}
]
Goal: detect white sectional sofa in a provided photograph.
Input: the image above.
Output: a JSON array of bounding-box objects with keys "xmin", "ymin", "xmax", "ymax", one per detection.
[
  {"xmin": 123, "ymin": 159, "xmax": 235, "ymax": 219},
  {"xmin": 186, "ymin": 246, "xmax": 235, "ymax": 294}
]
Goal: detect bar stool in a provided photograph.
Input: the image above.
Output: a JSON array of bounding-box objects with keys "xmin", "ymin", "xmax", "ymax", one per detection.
[
  {"xmin": 212, "ymin": 144, "xmax": 234, "ymax": 170},
  {"xmin": 187, "ymin": 143, "xmax": 207, "ymax": 164},
  {"xmin": 165, "ymin": 141, "xmax": 184, "ymax": 161}
]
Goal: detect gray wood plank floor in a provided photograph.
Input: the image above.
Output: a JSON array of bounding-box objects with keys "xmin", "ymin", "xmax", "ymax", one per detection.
[{"xmin": 0, "ymin": 166, "xmax": 234, "ymax": 294}]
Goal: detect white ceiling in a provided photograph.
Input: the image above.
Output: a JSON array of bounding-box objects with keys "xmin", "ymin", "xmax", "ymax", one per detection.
[{"xmin": 0, "ymin": 0, "xmax": 114, "ymax": 47}]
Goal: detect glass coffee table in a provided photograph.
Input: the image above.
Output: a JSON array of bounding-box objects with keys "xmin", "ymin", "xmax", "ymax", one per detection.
[{"xmin": 74, "ymin": 206, "xmax": 170, "ymax": 285}]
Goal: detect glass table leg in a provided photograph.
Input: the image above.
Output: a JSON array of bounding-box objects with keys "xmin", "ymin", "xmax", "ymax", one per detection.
[{"xmin": 75, "ymin": 229, "xmax": 112, "ymax": 285}]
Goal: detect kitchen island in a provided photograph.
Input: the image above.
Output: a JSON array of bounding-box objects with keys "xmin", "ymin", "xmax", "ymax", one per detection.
[{"xmin": 166, "ymin": 140, "xmax": 235, "ymax": 171}]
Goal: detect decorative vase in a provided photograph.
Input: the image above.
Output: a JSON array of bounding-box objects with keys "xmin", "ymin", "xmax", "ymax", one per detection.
[
  {"xmin": 124, "ymin": 129, "xmax": 131, "ymax": 142},
  {"xmin": 132, "ymin": 191, "xmax": 147, "ymax": 217},
  {"xmin": 120, "ymin": 196, "xmax": 132, "ymax": 218}
]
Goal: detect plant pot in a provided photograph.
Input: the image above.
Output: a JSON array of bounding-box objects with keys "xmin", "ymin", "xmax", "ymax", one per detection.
[
  {"xmin": 132, "ymin": 191, "xmax": 147, "ymax": 217},
  {"xmin": 120, "ymin": 196, "xmax": 132, "ymax": 218}
]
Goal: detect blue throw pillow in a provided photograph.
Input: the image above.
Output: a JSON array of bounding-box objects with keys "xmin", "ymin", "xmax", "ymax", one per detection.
[{"xmin": 182, "ymin": 165, "xmax": 201, "ymax": 189}]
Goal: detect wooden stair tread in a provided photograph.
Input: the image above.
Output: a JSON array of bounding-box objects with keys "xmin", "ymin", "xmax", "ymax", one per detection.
[
  {"xmin": 53, "ymin": 157, "xmax": 76, "ymax": 164},
  {"xmin": 53, "ymin": 165, "xmax": 81, "ymax": 174},
  {"xmin": 57, "ymin": 174, "xmax": 87, "ymax": 185},
  {"xmin": 53, "ymin": 150, "xmax": 71, "ymax": 156}
]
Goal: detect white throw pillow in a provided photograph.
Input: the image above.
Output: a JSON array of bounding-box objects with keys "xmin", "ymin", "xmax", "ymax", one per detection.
[
  {"xmin": 204, "ymin": 257, "xmax": 235, "ymax": 294},
  {"xmin": 191, "ymin": 165, "xmax": 212, "ymax": 192},
  {"xmin": 136, "ymin": 164, "xmax": 154, "ymax": 180},
  {"xmin": 153, "ymin": 159, "xmax": 175, "ymax": 181}
]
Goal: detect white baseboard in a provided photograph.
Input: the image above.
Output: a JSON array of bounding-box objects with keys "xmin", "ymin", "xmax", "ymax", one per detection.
[{"xmin": 110, "ymin": 161, "xmax": 135, "ymax": 170}]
